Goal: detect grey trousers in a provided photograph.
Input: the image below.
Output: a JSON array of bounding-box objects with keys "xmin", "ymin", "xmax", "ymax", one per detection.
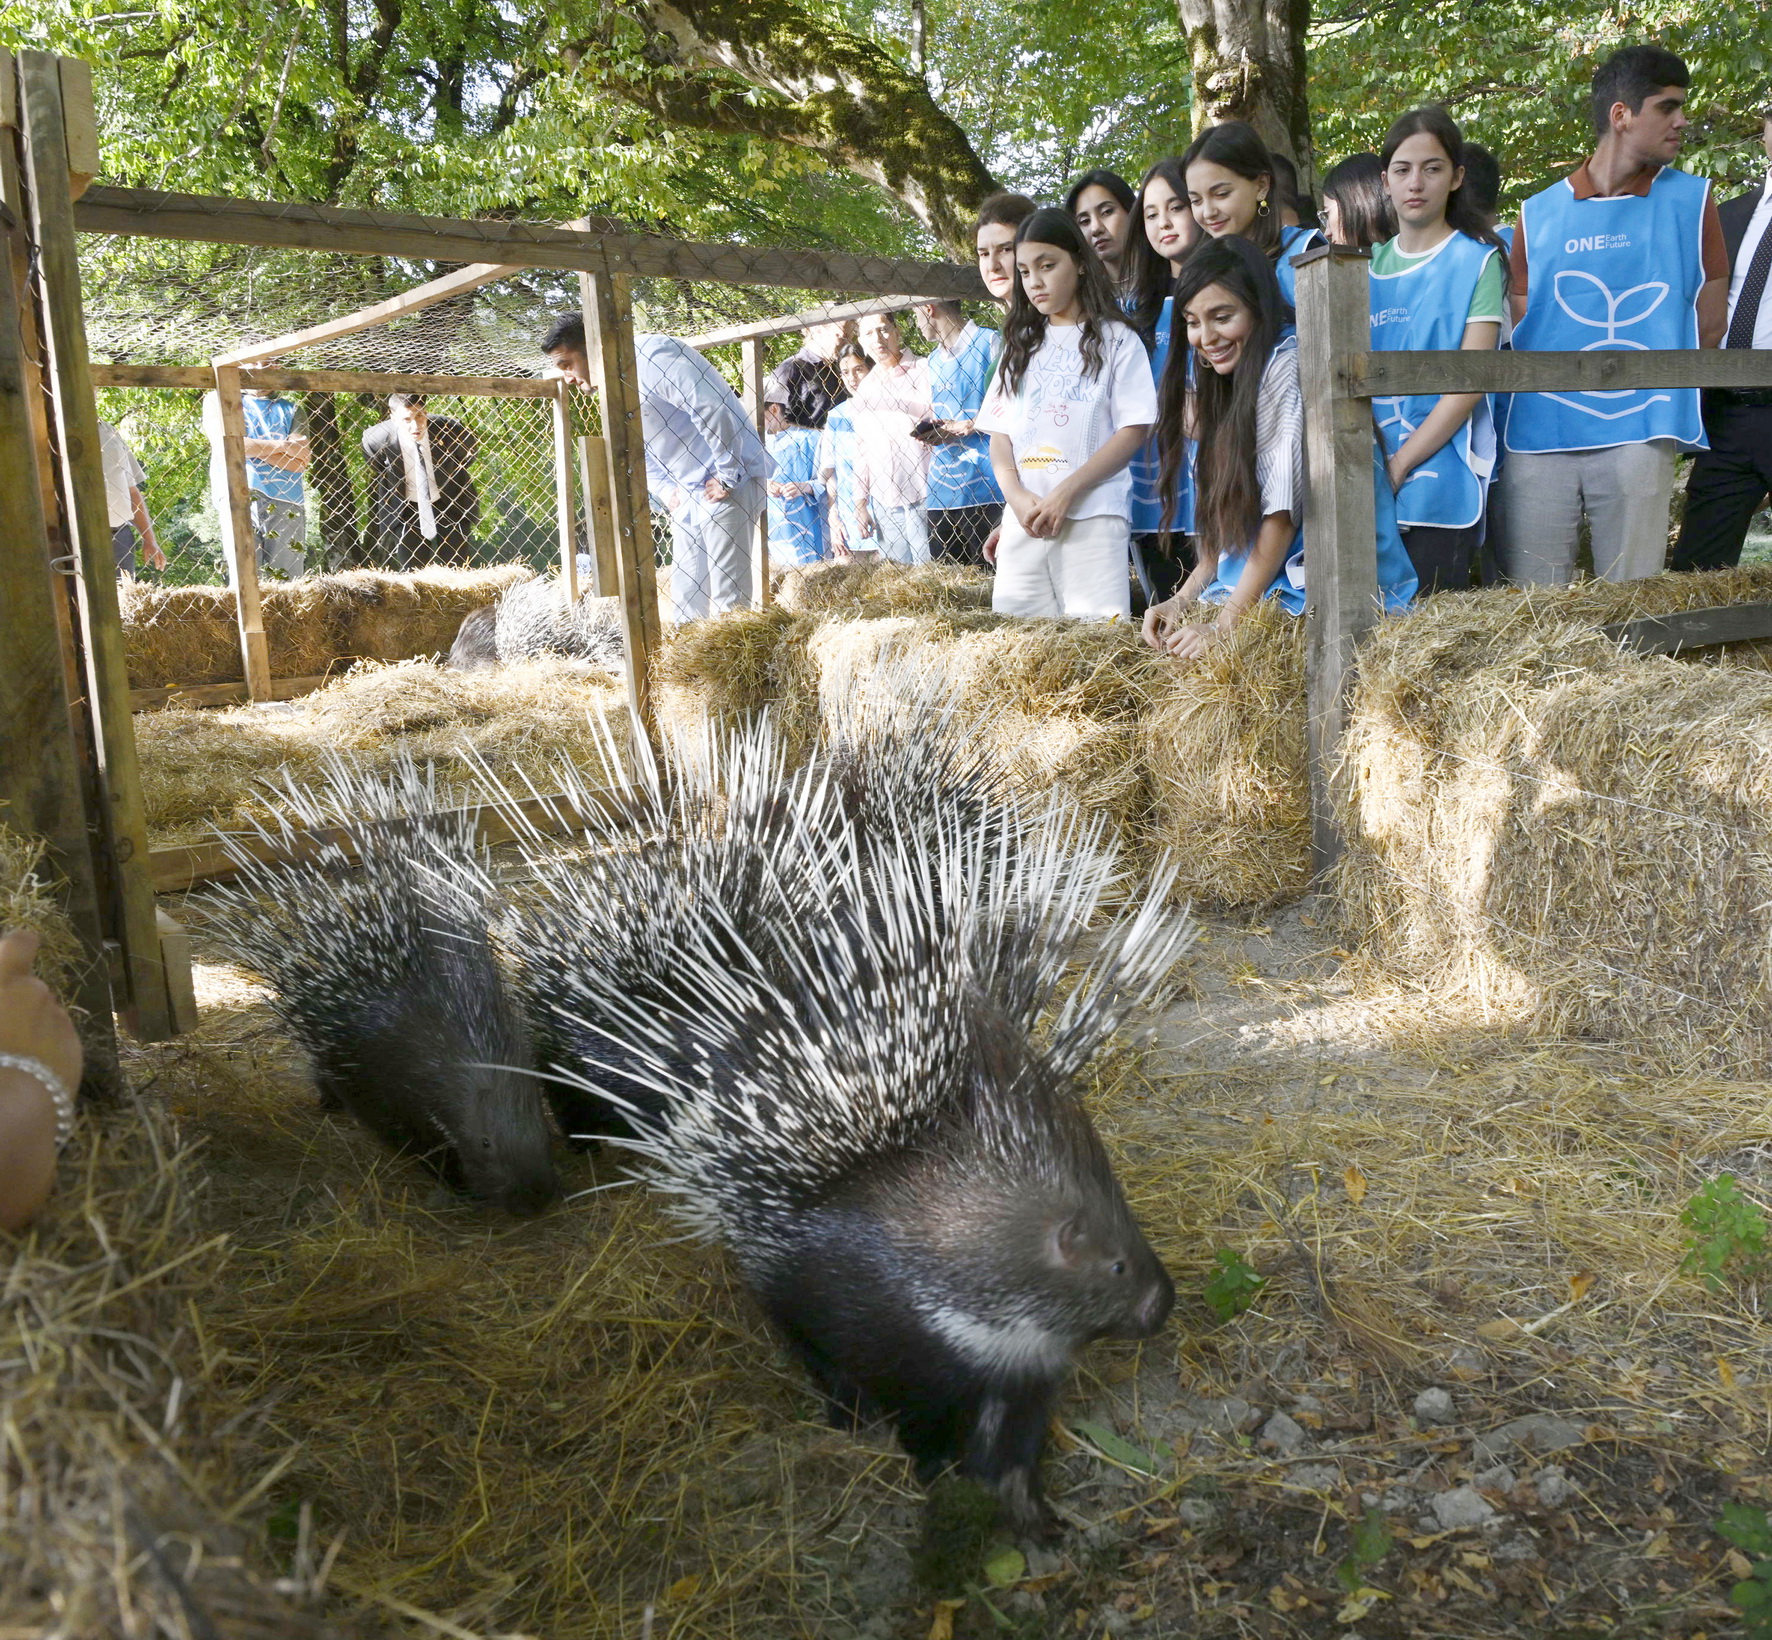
[
  {"xmin": 1494, "ymin": 440, "xmax": 1678, "ymax": 585},
  {"xmin": 668, "ymin": 477, "xmax": 765, "ymax": 620}
]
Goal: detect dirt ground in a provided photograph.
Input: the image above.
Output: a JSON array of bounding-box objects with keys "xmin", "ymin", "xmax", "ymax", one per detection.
[{"xmin": 122, "ymin": 893, "xmax": 1772, "ymax": 1640}]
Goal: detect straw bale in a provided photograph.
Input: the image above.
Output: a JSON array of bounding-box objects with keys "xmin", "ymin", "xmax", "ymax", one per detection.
[
  {"xmin": 0, "ymin": 820, "xmax": 81, "ymax": 1000},
  {"xmin": 654, "ymin": 604, "xmax": 820, "ymax": 753},
  {"xmin": 1141, "ymin": 599, "xmax": 1309, "ymax": 907},
  {"xmin": 1337, "ymin": 570, "xmax": 1772, "ymax": 1071},
  {"xmin": 122, "ymin": 568, "xmax": 528, "ymax": 690},
  {"xmin": 135, "ymin": 658, "xmax": 627, "ymax": 846},
  {"xmin": 0, "ymin": 1100, "xmax": 373, "ymax": 1638},
  {"xmin": 775, "ymin": 558, "xmax": 994, "ymax": 618}
]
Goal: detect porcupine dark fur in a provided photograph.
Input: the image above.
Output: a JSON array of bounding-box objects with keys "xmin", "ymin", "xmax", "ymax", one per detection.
[
  {"xmin": 202, "ymin": 755, "xmax": 560, "ymax": 1215},
  {"xmin": 496, "ymin": 712, "xmax": 1192, "ymax": 1531}
]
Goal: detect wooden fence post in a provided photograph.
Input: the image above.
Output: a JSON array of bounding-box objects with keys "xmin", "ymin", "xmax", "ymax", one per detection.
[
  {"xmin": 578, "ymin": 432, "xmax": 617, "ymax": 597},
  {"xmin": 0, "ymin": 195, "xmax": 123, "ymax": 1083},
  {"xmin": 1294, "ymin": 243, "xmax": 1379, "ymax": 879},
  {"xmin": 551, "ymin": 379, "xmax": 579, "ymax": 605},
  {"xmin": 210, "ymin": 362, "xmax": 273, "ymax": 702},
  {"xmin": 18, "ymin": 50, "xmax": 173, "ymax": 1040},
  {"xmin": 580, "ymin": 269, "xmax": 659, "ymax": 738},
  {"xmin": 741, "ymin": 336, "xmax": 771, "ymax": 610}
]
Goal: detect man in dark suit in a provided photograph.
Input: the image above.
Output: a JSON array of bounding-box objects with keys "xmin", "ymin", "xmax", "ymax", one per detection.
[
  {"xmin": 361, "ymin": 394, "xmax": 481, "ymax": 568},
  {"xmin": 1673, "ymin": 108, "xmax": 1772, "ymax": 570}
]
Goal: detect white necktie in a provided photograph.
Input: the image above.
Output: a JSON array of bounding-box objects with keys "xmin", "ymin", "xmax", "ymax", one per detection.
[{"xmin": 398, "ymin": 426, "xmax": 439, "ymax": 539}]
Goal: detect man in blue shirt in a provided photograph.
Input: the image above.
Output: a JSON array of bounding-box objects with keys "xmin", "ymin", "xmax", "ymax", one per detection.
[
  {"xmin": 204, "ymin": 384, "xmax": 311, "ymax": 577},
  {"xmin": 913, "ymin": 300, "xmax": 1003, "ymax": 565}
]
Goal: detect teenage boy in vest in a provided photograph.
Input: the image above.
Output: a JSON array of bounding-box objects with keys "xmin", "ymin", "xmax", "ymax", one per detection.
[{"xmin": 1499, "ymin": 45, "xmax": 1729, "ymax": 585}]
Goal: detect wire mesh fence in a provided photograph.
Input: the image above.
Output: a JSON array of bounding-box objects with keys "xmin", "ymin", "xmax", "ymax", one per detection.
[
  {"xmin": 81, "ymin": 234, "xmax": 1006, "ymax": 624},
  {"xmin": 96, "ymin": 387, "xmax": 578, "ymax": 584}
]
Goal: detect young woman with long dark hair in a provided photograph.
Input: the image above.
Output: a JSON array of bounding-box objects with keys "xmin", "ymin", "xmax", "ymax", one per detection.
[
  {"xmin": 1143, "ymin": 238, "xmax": 1416, "ymax": 658},
  {"xmin": 1370, "ymin": 104, "xmax": 1507, "ymax": 593},
  {"xmin": 976, "ymin": 207, "xmax": 1156, "ymax": 620},
  {"xmin": 1181, "ymin": 122, "xmax": 1323, "ymax": 312},
  {"xmin": 1320, "ymin": 153, "xmax": 1397, "ymax": 251},
  {"xmin": 1066, "ymin": 168, "xmax": 1139, "ymax": 295},
  {"xmin": 1122, "ymin": 156, "xmax": 1200, "ymax": 603}
]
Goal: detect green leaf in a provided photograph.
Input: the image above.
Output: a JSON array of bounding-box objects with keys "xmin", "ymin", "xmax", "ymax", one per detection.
[
  {"xmin": 1203, "ymin": 1248, "xmax": 1265, "ymax": 1322},
  {"xmin": 982, "ymin": 1545, "xmax": 1026, "ymax": 1587},
  {"xmin": 1073, "ymin": 1420, "xmax": 1164, "ymax": 1476}
]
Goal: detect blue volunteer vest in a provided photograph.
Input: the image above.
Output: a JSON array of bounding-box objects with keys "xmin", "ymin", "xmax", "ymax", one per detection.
[
  {"xmin": 1275, "ymin": 225, "xmax": 1324, "ymax": 314},
  {"xmin": 1505, "ymin": 167, "xmax": 1709, "ymax": 453},
  {"xmin": 1369, "ymin": 231, "xmax": 1500, "ymax": 529},
  {"xmin": 1200, "ymin": 339, "xmax": 1417, "ymax": 616},
  {"xmin": 823, "ymin": 407, "xmax": 865, "ymax": 547},
  {"xmin": 926, "ymin": 325, "xmax": 1003, "ymax": 510},
  {"xmin": 766, "ymin": 428, "xmax": 825, "ymax": 565},
  {"xmin": 1129, "ymin": 297, "xmax": 1195, "ymax": 535}
]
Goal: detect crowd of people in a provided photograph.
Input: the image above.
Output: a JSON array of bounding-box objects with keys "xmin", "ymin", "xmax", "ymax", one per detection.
[{"xmin": 540, "ymin": 42, "xmax": 1771, "ymax": 656}]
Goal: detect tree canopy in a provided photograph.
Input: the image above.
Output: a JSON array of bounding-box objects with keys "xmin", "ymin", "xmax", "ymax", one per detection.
[{"xmin": 6, "ymin": 0, "xmax": 1772, "ymax": 268}]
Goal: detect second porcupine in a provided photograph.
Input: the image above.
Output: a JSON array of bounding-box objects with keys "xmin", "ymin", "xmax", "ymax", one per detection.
[
  {"xmin": 204, "ymin": 756, "xmax": 561, "ymax": 1215},
  {"xmin": 520, "ymin": 735, "xmax": 1190, "ymax": 1531}
]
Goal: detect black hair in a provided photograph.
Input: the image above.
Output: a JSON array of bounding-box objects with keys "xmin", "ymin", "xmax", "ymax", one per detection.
[
  {"xmin": 920, "ymin": 298, "xmax": 965, "ymax": 321},
  {"xmin": 387, "ymin": 392, "xmax": 425, "ymax": 410},
  {"xmin": 1320, "ymin": 153, "xmax": 1396, "ymax": 251},
  {"xmin": 1590, "ymin": 44, "xmax": 1690, "ymax": 137},
  {"xmin": 1181, "ymin": 121, "xmax": 1282, "ymax": 256},
  {"xmin": 1157, "ymin": 236, "xmax": 1288, "ymax": 557},
  {"xmin": 996, "ymin": 207, "xmax": 1124, "ymax": 398},
  {"xmin": 975, "ymin": 191, "xmax": 1040, "ymax": 236},
  {"xmin": 1122, "ymin": 156, "xmax": 1195, "ymax": 345},
  {"xmin": 1460, "ymin": 141, "xmax": 1503, "ymax": 219},
  {"xmin": 1064, "ymin": 168, "xmax": 1137, "ymax": 217},
  {"xmin": 541, "ymin": 312, "xmax": 586, "ymax": 355},
  {"xmin": 1379, "ymin": 106, "xmax": 1510, "ymax": 263},
  {"xmin": 834, "ymin": 340, "xmax": 873, "ymax": 369},
  {"xmin": 1267, "ymin": 151, "xmax": 1321, "ymax": 230}
]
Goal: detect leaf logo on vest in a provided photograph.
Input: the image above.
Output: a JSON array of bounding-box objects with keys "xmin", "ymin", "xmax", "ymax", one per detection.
[
  {"xmin": 1547, "ymin": 269, "xmax": 1673, "ymax": 416},
  {"xmin": 1372, "ymin": 396, "xmax": 1441, "ymax": 484}
]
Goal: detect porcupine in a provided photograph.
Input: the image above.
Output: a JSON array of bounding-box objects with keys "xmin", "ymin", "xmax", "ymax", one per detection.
[
  {"xmin": 203, "ymin": 754, "xmax": 561, "ymax": 1215},
  {"xmin": 487, "ymin": 712, "xmax": 1191, "ymax": 1530},
  {"xmin": 444, "ymin": 577, "xmax": 624, "ymax": 673}
]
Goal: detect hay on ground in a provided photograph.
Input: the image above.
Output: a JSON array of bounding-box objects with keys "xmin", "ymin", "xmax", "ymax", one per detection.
[
  {"xmin": 135, "ymin": 657, "xmax": 627, "ymax": 847},
  {"xmin": 774, "ymin": 558, "xmax": 994, "ymax": 619},
  {"xmin": 0, "ymin": 820, "xmax": 82, "ymax": 1000},
  {"xmin": 124, "ymin": 568, "xmax": 530, "ymax": 690},
  {"xmin": 1337, "ymin": 567, "xmax": 1772, "ymax": 1071}
]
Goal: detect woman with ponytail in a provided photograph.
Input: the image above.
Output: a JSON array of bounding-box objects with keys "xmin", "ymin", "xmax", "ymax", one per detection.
[{"xmin": 1181, "ymin": 123, "xmax": 1324, "ymax": 312}]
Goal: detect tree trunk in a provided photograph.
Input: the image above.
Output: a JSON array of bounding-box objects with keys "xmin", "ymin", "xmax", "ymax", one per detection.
[
  {"xmin": 301, "ymin": 392, "xmax": 361, "ymax": 571},
  {"xmin": 1175, "ymin": 0, "xmax": 1313, "ymax": 184},
  {"xmin": 584, "ymin": 2, "xmax": 1000, "ymax": 259}
]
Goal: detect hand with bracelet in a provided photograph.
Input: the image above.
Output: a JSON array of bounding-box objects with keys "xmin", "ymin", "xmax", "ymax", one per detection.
[{"xmin": 0, "ymin": 928, "xmax": 83, "ymax": 1232}]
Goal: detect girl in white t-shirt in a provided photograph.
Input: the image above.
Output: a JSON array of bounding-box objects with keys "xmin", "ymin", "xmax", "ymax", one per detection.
[{"xmin": 977, "ymin": 207, "xmax": 1157, "ymax": 620}]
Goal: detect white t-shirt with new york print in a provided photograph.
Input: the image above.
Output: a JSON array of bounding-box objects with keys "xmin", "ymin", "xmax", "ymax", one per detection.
[{"xmin": 976, "ymin": 319, "xmax": 1157, "ymax": 522}]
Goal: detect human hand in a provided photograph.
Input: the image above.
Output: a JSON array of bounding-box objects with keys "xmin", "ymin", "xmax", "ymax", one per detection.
[
  {"xmin": 1142, "ymin": 596, "xmax": 1182, "ymax": 652},
  {"xmin": 1385, "ymin": 451, "xmax": 1411, "ymax": 494},
  {"xmin": 982, "ymin": 527, "xmax": 1001, "ymax": 566},
  {"xmin": 1160, "ymin": 605, "xmax": 1238, "ymax": 663},
  {"xmin": 145, "ymin": 537, "xmax": 166, "ymax": 571},
  {"xmin": 703, "ymin": 477, "xmax": 732, "ymax": 503},
  {"xmin": 856, "ymin": 504, "xmax": 876, "ymax": 540},
  {"xmin": 0, "ymin": 930, "xmax": 82, "ymax": 1094},
  {"xmin": 938, "ymin": 418, "xmax": 973, "ymax": 439},
  {"xmin": 1022, "ymin": 484, "xmax": 1073, "ymax": 539},
  {"xmin": 767, "ymin": 481, "xmax": 787, "ymax": 498}
]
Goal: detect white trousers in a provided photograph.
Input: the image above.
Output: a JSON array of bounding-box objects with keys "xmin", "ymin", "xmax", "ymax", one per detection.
[
  {"xmin": 873, "ymin": 504, "xmax": 931, "ymax": 565},
  {"xmin": 669, "ymin": 477, "xmax": 765, "ymax": 620},
  {"xmin": 991, "ymin": 510, "xmax": 1131, "ymax": 621}
]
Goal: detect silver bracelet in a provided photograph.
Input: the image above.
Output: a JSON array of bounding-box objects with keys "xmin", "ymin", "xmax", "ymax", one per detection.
[{"xmin": 0, "ymin": 1053, "xmax": 76, "ymax": 1151}]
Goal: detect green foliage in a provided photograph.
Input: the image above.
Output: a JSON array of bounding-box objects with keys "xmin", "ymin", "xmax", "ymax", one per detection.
[
  {"xmin": 1680, "ymin": 1174, "xmax": 1772, "ymax": 1292},
  {"xmin": 1309, "ymin": 0, "xmax": 1772, "ymax": 208},
  {"xmin": 1718, "ymin": 1503, "xmax": 1772, "ymax": 1636},
  {"xmin": 1072, "ymin": 1419, "xmax": 1164, "ymax": 1475},
  {"xmin": 1203, "ymin": 1248, "xmax": 1264, "ymax": 1321},
  {"xmin": 1336, "ymin": 1506, "xmax": 1393, "ymax": 1594}
]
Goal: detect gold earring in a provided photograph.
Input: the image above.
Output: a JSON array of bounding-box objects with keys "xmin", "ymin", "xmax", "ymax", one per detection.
[{"xmin": 1258, "ymin": 197, "xmax": 1270, "ymax": 217}]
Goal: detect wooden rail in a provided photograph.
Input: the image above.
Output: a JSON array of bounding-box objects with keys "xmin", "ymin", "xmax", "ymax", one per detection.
[
  {"xmin": 91, "ymin": 361, "xmax": 559, "ymax": 398},
  {"xmin": 75, "ymin": 185, "xmax": 987, "ymax": 300},
  {"xmin": 1348, "ymin": 348, "xmax": 1772, "ymax": 399}
]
